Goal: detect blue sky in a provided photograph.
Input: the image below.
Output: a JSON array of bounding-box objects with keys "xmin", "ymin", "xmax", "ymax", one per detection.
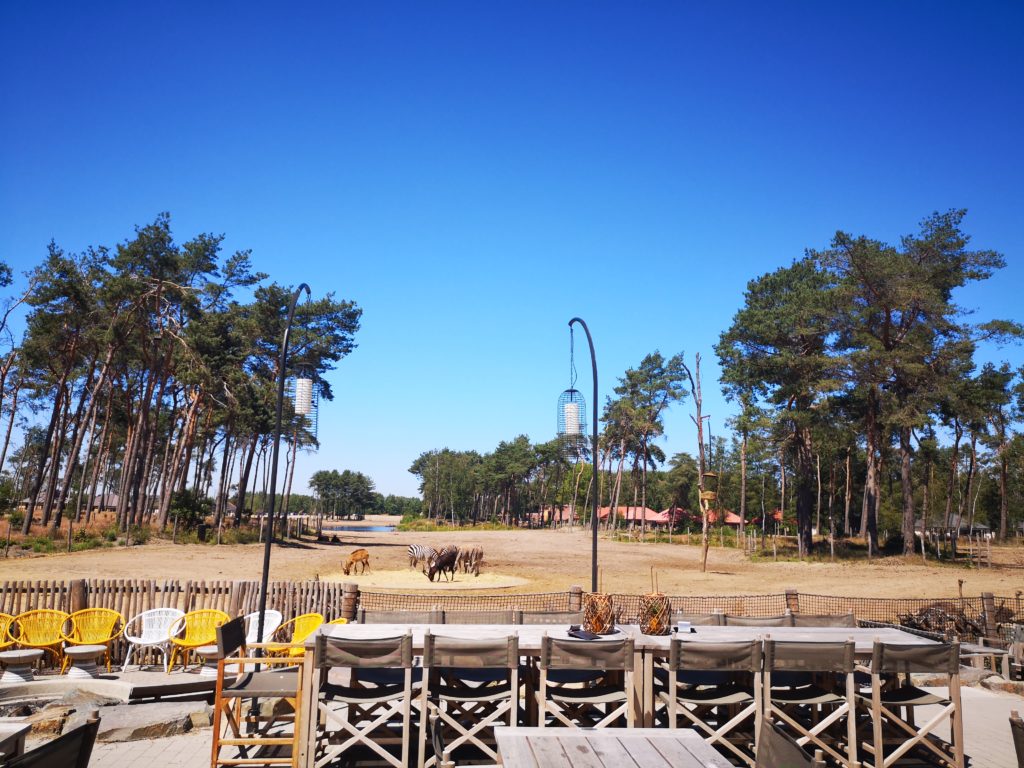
[{"xmin": 2, "ymin": 3, "xmax": 1022, "ymax": 497}]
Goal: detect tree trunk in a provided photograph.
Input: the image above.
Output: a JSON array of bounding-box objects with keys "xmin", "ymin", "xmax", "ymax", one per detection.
[
  {"xmin": 843, "ymin": 448, "xmax": 852, "ymax": 536},
  {"xmin": 899, "ymin": 426, "xmax": 916, "ymax": 556},
  {"xmin": 23, "ymin": 381, "xmax": 66, "ymax": 533},
  {"xmin": 943, "ymin": 420, "xmax": 962, "ymax": 530},
  {"xmin": 794, "ymin": 425, "xmax": 815, "ymax": 557},
  {"xmin": 739, "ymin": 430, "xmax": 747, "ymax": 535},
  {"xmin": 0, "ymin": 377, "xmax": 20, "ymax": 476},
  {"xmin": 861, "ymin": 386, "xmax": 881, "ymax": 555}
]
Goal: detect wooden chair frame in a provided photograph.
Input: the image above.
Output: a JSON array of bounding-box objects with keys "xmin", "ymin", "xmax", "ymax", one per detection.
[
  {"xmin": 313, "ymin": 633, "xmax": 417, "ymax": 768},
  {"xmin": 536, "ymin": 635, "xmax": 635, "ymax": 730},
  {"xmin": 211, "ymin": 617, "xmax": 305, "ymax": 768},
  {"xmin": 762, "ymin": 639, "xmax": 858, "ymax": 768},
  {"xmin": 858, "ymin": 641, "xmax": 964, "ymax": 768},
  {"xmin": 658, "ymin": 638, "xmax": 762, "ymax": 767},
  {"xmin": 417, "ymin": 631, "xmax": 520, "ymax": 768}
]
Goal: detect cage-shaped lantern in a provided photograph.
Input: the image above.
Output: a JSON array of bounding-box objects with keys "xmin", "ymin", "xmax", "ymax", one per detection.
[
  {"xmin": 557, "ymin": 388, "xmax": 587, "ymax": 458},
  {"xmin": 288, "ymin": 369, "xmax": 319, "ymax": 441},
  {"xmin": 294, "ymin": 376, "xmax": 314, "ymax": 415}
]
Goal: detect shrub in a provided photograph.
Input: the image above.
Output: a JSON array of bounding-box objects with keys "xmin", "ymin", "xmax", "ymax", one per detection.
[{"xmin": 168, "ymin": 490, "xmax": 212, "ymax": 531}]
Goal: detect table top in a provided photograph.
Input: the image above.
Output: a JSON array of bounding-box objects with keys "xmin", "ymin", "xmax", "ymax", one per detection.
[
  {"xmin": 494, "ymin": 727, "xmax": 732, "ymax": 768},
  {"xmin": 309, "ymin": 623, "xmax": 641, "ymax": 652},
  {"xmin": 310, "ymin": 622, "xmax": 935, "ymax": 655}
]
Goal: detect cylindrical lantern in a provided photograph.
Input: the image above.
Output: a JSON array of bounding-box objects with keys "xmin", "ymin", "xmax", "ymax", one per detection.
[
  {"xmin": 640, "ymin": 592, "xmax": 671, "ymax": 635},
  {"xmin": 294, "ymin": 377, "xmax": 313, "ymax": 415},
  {"xmin": 563, "ymin": 401, "xmax": 580, "ymax": 434},
  {"xmin": 583, "ymin": 593, "xmax": 615, "ymax": 635}
]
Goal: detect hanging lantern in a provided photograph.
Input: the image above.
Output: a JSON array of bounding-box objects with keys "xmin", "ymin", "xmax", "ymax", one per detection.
[
  {"xmin": 294, "ymin": 376, "xmax": 314, "ymax": 415},
  {"xmin": 557, "ymin": 388, "xmax": 587, "ymax": 458}
]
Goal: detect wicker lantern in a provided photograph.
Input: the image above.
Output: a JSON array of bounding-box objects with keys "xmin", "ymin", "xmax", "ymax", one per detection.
[
  {"xmin": 583, "ymin": 592, "xmax": 615, "ymax": 635},
  {"xmin": 639, "ymin": 592, "xmax": 671, "ymax": 635}
]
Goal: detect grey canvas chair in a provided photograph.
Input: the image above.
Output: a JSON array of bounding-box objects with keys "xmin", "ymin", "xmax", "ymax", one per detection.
[
  {"xmin": 857, "ymin": 641, "xmax": 964, "ymax": 768},
  {"xmin": 357, "ymin": 609, "xmax": 442, "ymax": 624},
  {"xmin": 210, "ymin": 616, "xmax": 304, "ymax": 768},
  {"xmin": 657, "ymin": 638, "xmax": 762, "ymax": 767},
  {"xmin": 314, "ymin": 633, "xmax": 418, "ymax": 768},
  {"xmin": 724, "ymin": 612, "xmax": 794, "ymax": 627},
  {"xmin": 3, "ymin": 713, "xmax": 99, "ymax": 768},
  {"xmin": 763, "ymin": 639, "xmax": 858, "ymax": 768},
  {"xmin": 536, "ymin": 635, "xmax": 635, "ymax": 729},
  {"xmin": 671, "ymin": 610, "xmax": 724, "ymax": 626},
  {"xmin": 1010, "ymin": 710, "xmax": 1024, "ymax": 768},
  {"xmin": 441, "ymin": 609, "xmax": 516, "ymax": 625},
  {"xmin": 417, "ymin": 632, "xmax": 520, "ymax": 768},
  {"xmin": 792, "ymin": 613, "xmax": 857, "ymax": 628},
  {"xmin": 516, "ymin": 611, "xmax": 584, "ymax": 625},
  {"xmin": 756, "ymin": 719, "xmax": 826, "ymax": 768}
]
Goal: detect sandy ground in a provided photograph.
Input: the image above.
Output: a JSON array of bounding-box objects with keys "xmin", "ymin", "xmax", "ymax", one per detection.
[{"xmin": 1, "ymin": 523, "xmax": 1022, "ymax": 598}]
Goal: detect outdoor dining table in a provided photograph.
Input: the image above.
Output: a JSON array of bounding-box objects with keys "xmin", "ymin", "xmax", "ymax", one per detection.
[{"xmin": 494, "ymin": 726, "xmax": 732, "ymax": 768}]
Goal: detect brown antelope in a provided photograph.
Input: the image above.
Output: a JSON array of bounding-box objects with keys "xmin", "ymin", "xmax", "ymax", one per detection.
[
  {"xmin": 342, "ymin": 548, "xmax": 371, "ymax": 575},
  {"xmin": 425, "ymin": 547, "xmax": 458, "ymax": 582}
]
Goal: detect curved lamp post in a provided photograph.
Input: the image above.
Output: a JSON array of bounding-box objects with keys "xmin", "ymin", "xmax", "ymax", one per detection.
[
  {"xmin": 567, "ymin": 317, "xmax": 599, "ymax": 592},
  {"xmin": 255, "ymin": 283, "xmax": 311, "ymax": 647}
]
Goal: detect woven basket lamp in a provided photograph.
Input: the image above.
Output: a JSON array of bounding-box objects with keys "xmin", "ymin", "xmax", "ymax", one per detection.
[
  {"xmin": 583, "ymin": 592, "xmax": 615, "ymax": 635},
  {"xmin": 640, "ymin": 593, "xmax": 671, "ymax": 635}
]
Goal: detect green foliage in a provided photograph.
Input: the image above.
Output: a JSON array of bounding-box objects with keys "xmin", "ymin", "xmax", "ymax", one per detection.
[{"xmin": 169, "ymin": 490, "xmax": 212, "ymax": 531}]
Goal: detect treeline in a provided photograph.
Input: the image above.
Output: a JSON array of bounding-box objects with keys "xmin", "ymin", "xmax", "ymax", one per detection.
[
  {"xmin": 410, "ymin": 212, "xmax": 1024, "ymax": 556},
  {"xmin": 308, "ymin": 469, "xmax": 421, "ymax": 518},
  {"xmin": 0, "ymin": 214, "xmax": 361, "ymax": 533}
]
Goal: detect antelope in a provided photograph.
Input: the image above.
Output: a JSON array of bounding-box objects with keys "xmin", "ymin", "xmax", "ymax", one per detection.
[
  {"xmin": 425, "ymin": 547, "xmax": 459, "ymax": 582},
  {"xmin": 342, "ymin": 548, "xmax": 371, "ymax": 575}
]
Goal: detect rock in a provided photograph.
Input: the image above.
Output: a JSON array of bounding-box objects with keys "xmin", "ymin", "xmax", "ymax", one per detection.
[
  {"xmin": 981, "ymin": 678, "xmax": 1024, "ymax": 695},
  {"xmin": 25, "ymin": 705, "xmax": 72, "ymax": 735},
  {"xmin": 96, "ymin": 701, "xmax": 211, "ymax": 742}
]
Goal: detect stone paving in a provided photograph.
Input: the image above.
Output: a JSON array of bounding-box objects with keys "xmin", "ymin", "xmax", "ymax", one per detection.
[{"xmin": 81, "ymin": 686, "xmax": 1024, "ymax": 767}]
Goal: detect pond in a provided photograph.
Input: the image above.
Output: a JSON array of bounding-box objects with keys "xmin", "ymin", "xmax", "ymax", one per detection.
[{"xmin": 326, "ymin": 525, "xmax": 397, "ymax": 533}]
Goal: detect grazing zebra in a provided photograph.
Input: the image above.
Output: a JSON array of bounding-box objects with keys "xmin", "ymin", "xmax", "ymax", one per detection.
[{"xmin": 407, "ymin": 544, "xmax": 437, "ymax": 570}]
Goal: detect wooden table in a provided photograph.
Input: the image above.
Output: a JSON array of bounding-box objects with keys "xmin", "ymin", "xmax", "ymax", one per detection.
[
  {"xmin": 0, "ymin": 720, "xmax": 30, "ymax": 758},
  {"xmin": 494, "ymin": 726, "xmax": 732, "ymax": 768}
]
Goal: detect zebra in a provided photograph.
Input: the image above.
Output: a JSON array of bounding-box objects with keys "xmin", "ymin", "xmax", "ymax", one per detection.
[
  {"xmin": 407, "ymin": 544, "xmax": 437, "ymax": 570},
  {"xmin": 455, "ymin": 545, "xmax": 483, "ymax": 576}
]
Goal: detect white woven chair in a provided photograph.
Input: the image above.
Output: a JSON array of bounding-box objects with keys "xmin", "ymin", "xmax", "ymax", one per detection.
[
  {"xmin": 122, "ymin": 608, "xmax": 185, "ymax": 672},
  {"xmin": 243, "ymin": 609, "xmax": 283, "ymax": 644}
]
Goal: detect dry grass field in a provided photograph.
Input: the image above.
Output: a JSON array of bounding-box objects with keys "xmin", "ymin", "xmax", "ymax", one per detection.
[{"xmin": 1, "ymin": 523, "xmax": 1021, "ymax": 599}]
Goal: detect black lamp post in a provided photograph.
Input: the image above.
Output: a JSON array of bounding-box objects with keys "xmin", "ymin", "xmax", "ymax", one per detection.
[
  {"xmin": 566, "ymin": 318, "xmax": 598, "ymax": 592},
  {"xmin": 255, "ymin": 283, "xmax": 311, "ymax": 648}
]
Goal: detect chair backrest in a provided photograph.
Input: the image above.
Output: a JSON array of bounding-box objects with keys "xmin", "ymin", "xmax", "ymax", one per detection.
[
  {"xmin": 13, "ymin": 610, "xmax": 70, "ymax": 643},
  {"xmin": 132, "ymin": 608, "xmax": 185, "ymax": 641},
  {"xmin": 1010, "ymin": 710, "xmax": 1024, "ymax": 768},
  {"xmin": 314, "ymin": 633, "xmax": 413, "ymax": 669},
  {"xmin": 63, "ymin": 609, "xmax": 123, "ymax": 643},
  {"xmin": 540, "ymin": 636, "xmax": 634, "ymax": 671},
  {"xmin": 764, "ymin": 640, "xmax": 854, "ymax": 673},
  {"xmin": 172, "ymin": 610, "xmax": 230, "ymax": 643},
  {"xmin": 358, "ymin": 609, "xmax": 441, "ymax": 624},
  {"xmin": 4, "ymin": 716, "xmax": 99, "ymax": 768},
  {"xmin": 517, "ymin": 611, "xmax": 584, "ymax": 625},
  {"xmin": 724, "ymin": 612, "xmax": 793, "ymax": 627},
  {"xmin": 756, "ymin": 719, "xmax": 817, "ymax": 768},
  {"xmin": 442, "ymin": 609, "xmax": 516, "ymax": 625},
  {"xmin": 670, "ymin": 610, "xmax": 723, "ymax": 626},
  {"xmin": 792, "ymin": 612, "xmax": 856, "ymax": 628},
  {"xmin": 243, "ymin": 610, "xmax": 283, "ymax": 644},
  {"xmin": 871, "ymin": 642, "xmax": 959, "ymax": 675},
  {"xmin": 216, "ymin": 616, "xmax": 247, "ymax": 658},
  {"xmin": 0, "ymin": 613, "xmax": 15, "ymax": 646},
  {"xmin": 424, "ymin": 632, "xmax": 519, "ymax": 670},
  {"xmin": 669, "ymin": 639, "xmax": 762, "ymax": 673},
  {"xmin": 287, "ymin": 613, "xmax": 325, "ymax": 643}
]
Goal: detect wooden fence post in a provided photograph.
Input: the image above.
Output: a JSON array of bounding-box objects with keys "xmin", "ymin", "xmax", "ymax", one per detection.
[
  {"xmin": 981, "ymin": 592, "xmax": 998, "ymax": 638},
  {"xmin": 785, "ymin": 588, "xmax": 800, "ymax": 614},
  {"xmin": 341, "ymin": 582, "xmax": 359, "ymax": 621},
  {"xmin": 71, "ymin": 579, "xmax": 88, "ymax": 613},
  {"xmin": 569, "ymin": 585, "xmax": 583, "ymax": 611}
]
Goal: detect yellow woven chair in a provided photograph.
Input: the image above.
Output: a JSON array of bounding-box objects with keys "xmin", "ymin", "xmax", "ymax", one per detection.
[
  {"xmin": 166, "ymin": 609, "xmax": 230, "ymax": 672},
  {"xmin": 326, "ymin": 617, "xmax": 349, "ymax": 626},
  {"xmin": 9, "ymin": 609, "xmax": 70, "ymax": 667},
  {"xmin": 267, "ymin": 612, "xmax": 324, "ymax": 659},
  {"xmin": 60, "ymin": 608, "xmax": 124, "ymax": 673},
  {"xmin": 0, "ymin": 614, "xmax": 15, "ymax": 651}
]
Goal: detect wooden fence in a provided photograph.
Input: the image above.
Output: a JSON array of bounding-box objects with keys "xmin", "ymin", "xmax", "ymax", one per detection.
[{"xmin": 0, "ymin": 579, "xmax": 1018, "ymax": 666}]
